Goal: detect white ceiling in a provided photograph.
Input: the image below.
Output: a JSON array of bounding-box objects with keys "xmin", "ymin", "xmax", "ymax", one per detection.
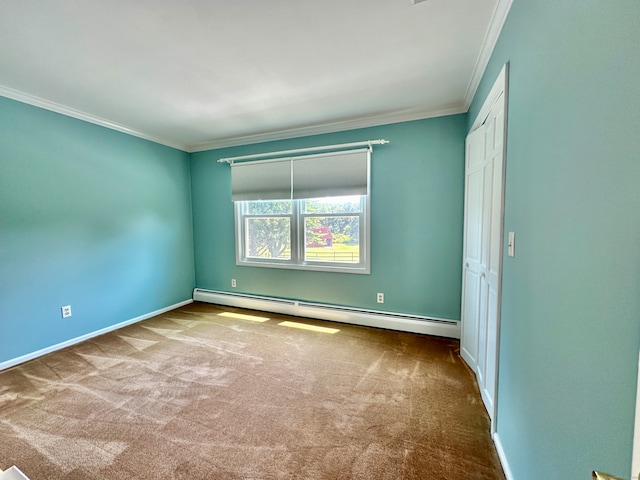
[{"xmin": 0, "ymin": 0, "xmax": 510, "ymax": 152}]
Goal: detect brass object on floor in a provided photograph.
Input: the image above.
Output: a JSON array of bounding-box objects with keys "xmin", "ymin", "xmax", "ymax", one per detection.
[{"xmin": 592, "ymin": 471, "xmax": 625, "ymax": 480}]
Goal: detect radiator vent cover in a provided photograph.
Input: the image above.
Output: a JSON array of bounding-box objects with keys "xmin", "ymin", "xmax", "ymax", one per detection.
[{"xmin": 192, "ymin": 289, "xmax": 460, "ymax": 339}]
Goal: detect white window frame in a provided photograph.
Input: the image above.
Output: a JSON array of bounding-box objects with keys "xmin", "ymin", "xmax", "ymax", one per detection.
[{"xmin": 235, "ymin": 195, "xmax": 370, "ymax": 274}]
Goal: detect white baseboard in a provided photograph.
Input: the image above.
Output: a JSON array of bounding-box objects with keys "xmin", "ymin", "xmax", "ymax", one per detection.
[
  {"xmin": 0, "ymin": 299, "xmax": 193, "ymax": 371},
  {"xmin": 494, "ymin": 432, "xmax": 514, "ymax": 480},
  {"xmin": 193, "ymin": 289, "xmax": 461, "ymax": 339}
]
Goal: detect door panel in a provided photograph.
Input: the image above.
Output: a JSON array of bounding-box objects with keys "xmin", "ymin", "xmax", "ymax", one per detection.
[
  {"xmin": 467, "ymin": 130, "xmax": 486, "ymax": 169},
  {"xmin": 488, "ymin": 98, "xmax": 505, "ymax": 278},
  {"xmin": 482, "ymin": 283, "xmax": 500, "ymax": 418},
  {"xmin": 461, "ymin": 269, "xmax": 480, "ymax": 365},
  {"xmin": 464, "ymin": 130, "xmax": 486, "ymax": 266},
  {"xmin": 481, "ymin": 158, "xmax": 493, "ymax": 269},
  {"xmin": 476, "ymin": 274, "xmax": 489, "ymax": 387}
]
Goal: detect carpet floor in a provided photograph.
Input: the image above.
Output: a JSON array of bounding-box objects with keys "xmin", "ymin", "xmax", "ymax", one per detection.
[{"xmin": 0, "ymin": 302, "xmax": 505, "ymax": 479}]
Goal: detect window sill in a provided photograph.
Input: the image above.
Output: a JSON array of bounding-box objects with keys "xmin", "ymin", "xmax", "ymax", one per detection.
[{"xmin": 237, "ymin": 259, "xmax": 370, "ymax": 275}]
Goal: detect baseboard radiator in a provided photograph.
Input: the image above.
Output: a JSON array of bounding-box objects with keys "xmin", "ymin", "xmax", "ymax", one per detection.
[{"xmin": 193, "ymin": 289, "xmax": 461, "ymax": 339}]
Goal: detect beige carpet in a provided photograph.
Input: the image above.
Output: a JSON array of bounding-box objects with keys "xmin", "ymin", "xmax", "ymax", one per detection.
[{"xmin": 0, "ymin": 302, "xmax": 505, "ymax": 479}]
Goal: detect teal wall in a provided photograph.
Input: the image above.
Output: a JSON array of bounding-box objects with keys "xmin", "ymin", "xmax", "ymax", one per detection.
[
  {"xmin": 470, "ymin": 1, "xmax": 640, "ymax": 478},
  {"xmin": 191, "ymin": 116, "xmax": 467, "ymax": 320},
  {"xmin": 0, "ymin": 96, "xmax": 195, "ymax": 364}
]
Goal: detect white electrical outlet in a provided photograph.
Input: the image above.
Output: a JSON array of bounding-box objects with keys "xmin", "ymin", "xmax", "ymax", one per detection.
[
  {"xmin": 231, "ymin": 279, "xmax": 237, "ymax": 288},
  {"xmin": 61, "ymin": 305, "xmax": 72, "ymax": 318},
  {"xmin": 377, "ymin": 293, "xmax": 384, "ymax": 303}
]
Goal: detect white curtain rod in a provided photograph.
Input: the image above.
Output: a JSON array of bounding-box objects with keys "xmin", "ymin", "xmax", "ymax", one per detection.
[{"xmin": 218, "ymin": 139, "xmax": 389, "ymax": 164}]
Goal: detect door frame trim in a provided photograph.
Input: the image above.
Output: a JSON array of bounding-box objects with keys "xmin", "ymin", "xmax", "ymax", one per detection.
[{"xmin": 631, "ymin": 350, "xmax": 640, "ymax": 479}]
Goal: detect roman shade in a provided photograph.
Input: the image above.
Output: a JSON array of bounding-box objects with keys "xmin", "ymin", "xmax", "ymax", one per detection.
[
  {"xmin": 231, "ymin": 159, "xmax": 292, "ymax": 201},
  {"xmin": 231, "ymin": 148, "xmax": 370, "ymax": 201}
]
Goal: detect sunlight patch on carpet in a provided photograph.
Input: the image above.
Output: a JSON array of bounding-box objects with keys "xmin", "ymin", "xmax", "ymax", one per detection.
[
  {"xmin": 278, "ymin": 321, "xmax": 339, "ymax": 334},
  {"xmin": 218, "ymin": 312, "xmax": 270, "ymax": 322}
]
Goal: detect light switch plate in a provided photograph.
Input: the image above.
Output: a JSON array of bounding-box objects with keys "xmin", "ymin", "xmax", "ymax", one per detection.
[{"xmin": 507, "ymin": 232, "xmax": 515, "ymax": 257}]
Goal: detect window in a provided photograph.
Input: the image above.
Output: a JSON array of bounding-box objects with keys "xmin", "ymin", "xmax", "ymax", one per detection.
[
  {"xmin": 235, "ymin": 195, "xmax": 368, "ymax": 272},
  {"xmin": 231, "ymin": 148, "xmax": 371, "ymax": 274}
]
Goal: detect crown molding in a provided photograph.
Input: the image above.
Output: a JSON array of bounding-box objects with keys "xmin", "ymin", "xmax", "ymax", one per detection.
[
  {"xmin": 463, "ymin": 0, "xmax": 513, "ymax": 110},
  {"xmin": 188, "ymin": 103, "xmax": 467, "ymax": 152},
  {"xmin": 1, "ymin": 83, "xmax": 467, "ymax": 153},
  {"xmin": 0, "ymin": 85, "xmax": 189, "ymax": 152}
]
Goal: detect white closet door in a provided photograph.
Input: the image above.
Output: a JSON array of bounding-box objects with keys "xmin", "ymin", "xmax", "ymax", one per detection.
[
  {"xmin": 480, "ymin": 91, "xmax": 505, "ymax": 418},
  {"xmin": 461, "ymin": 66, "xmax": 507, "ymax": 427},
  {"xmin": 460, "ymin": 126, "xmax": 486, "ymax": 369}
]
